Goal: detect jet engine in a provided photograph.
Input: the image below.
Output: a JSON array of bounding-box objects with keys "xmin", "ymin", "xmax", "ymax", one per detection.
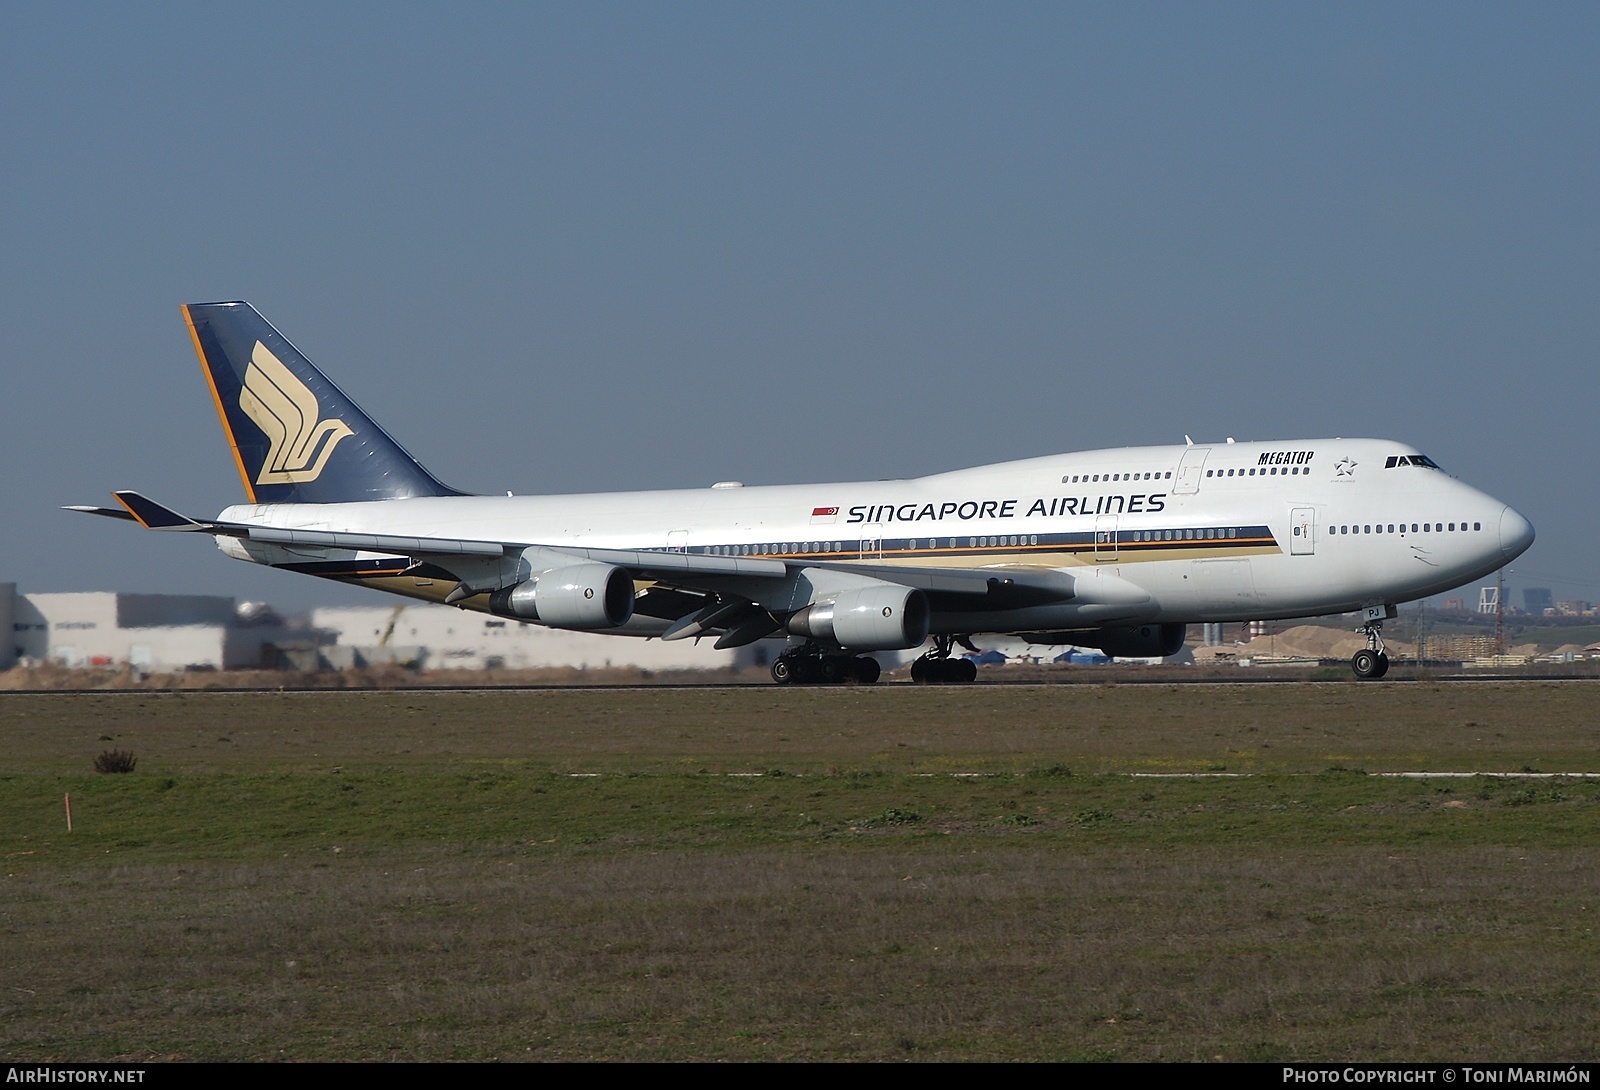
[
  {"xmin": 487, "ymin": 563, "xmax": 636, "ymax": 629},
  {"xmin": 785, "ymin": 585, "xmax": 930, "ymax": 650}
]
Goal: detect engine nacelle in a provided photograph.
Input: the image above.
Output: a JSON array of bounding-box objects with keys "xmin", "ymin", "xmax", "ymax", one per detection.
[
  {"xmin": 1074, "ymin": 623, "xmax": 1187, "ymax": 659},
  {"xmin": 786, "ymin": 585, "xmax": 930, "ymax": 650},
  {"xmin": 487, "ymin": 563, "xmax": 636, "ymax": 630}
]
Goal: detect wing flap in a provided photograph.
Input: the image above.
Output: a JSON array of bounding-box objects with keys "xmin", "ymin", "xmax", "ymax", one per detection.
[
  {"xmin": 809, "ymin": 561, "xmax": 1075, "ymax": 603},
  {"xmin": 557, "ymin": 545, "xmax": 788, "ymax": 579},
  {"xmin": 244, "ymin": 525, "xmax": 509, "ymax": 558}
]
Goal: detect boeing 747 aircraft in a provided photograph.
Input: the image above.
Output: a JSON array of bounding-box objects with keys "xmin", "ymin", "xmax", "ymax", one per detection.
[{"xmin": 72, "ymin": 302, "xmax": 1534, "ymax": 683}]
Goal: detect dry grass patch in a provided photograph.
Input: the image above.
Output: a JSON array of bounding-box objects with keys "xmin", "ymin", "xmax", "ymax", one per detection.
[
  {"xmin": 3, "ymin": 685, "xmax": 1599, "ymax": 1060},
  {"xmin": 4, "ymin": 846, "xmax": 1597, "ymax": 1061}
]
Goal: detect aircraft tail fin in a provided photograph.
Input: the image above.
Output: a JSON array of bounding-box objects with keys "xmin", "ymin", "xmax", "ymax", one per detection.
[{"xmin": 181, "ymin": 301, "xmax": 465, "ymax": 504}]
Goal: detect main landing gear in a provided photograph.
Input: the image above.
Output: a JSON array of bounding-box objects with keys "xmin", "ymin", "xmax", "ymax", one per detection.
[
  {"xmin": 910, "ymin": 635, "xmax": 979, "ymax": 684},
  {"xmin": 771, "ymin": 649, "xmax": 882, "ymax": 685},
  {"xmin": 1351, "ymin": 621, "xmax": 1391, "ymax": 680}
]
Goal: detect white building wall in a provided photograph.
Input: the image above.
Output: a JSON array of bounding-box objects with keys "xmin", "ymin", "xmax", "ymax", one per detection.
[
  {"xmin": 15, "ymin": 592, "xmax": 284, "ymax": 671},
  {"xmin": 311, "ymin": 604, "xmax": 767, "ymax": 671}
]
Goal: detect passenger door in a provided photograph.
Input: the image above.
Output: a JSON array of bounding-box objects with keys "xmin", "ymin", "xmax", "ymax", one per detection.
[
  {"xmin": 1173, "ymin": 447, "xmax": 1210, "ymax": 495},
  {"xmin": 1290, "ymin": 508, "xmax": 1314, "ymax": 556},
  {"xmin": 1095, "ymin": 515, "xmax": 1119, "ymax": 561}
]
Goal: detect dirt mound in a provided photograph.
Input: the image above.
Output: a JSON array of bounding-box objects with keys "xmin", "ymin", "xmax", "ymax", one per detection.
[{"xmin": 1237, "ymin": 625, "xmax": 1370, "ymax": 661}]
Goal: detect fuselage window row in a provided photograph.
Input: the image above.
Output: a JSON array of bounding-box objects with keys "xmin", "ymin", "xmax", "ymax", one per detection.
[
  {"xmin": 1333, "ymin": 522, "xmax": 1483, "ymax": 535},
  {"xmin": 1064, "ymin": 472, "xmax": 1172, "ymax": 483},
  {"xmin": 701, "ymin": 521, "xmax": 1484, "ymax": 553},
  {"xmin": 1208, "ymin": 467, "xmax": 1309, "ymax": 477},
  {"xmin": 1060, "ymin": 466, "xmax": 1318, "ymax": 482}
]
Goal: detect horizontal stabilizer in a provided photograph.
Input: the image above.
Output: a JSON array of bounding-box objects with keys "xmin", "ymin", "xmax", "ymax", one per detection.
[
  {"xmin": 112, "ymin": 491, "xmax": 209, "ymax": 531},
  {"xmin": 63, "ymin": 505, "xmax": 137, "ymax": 522}
]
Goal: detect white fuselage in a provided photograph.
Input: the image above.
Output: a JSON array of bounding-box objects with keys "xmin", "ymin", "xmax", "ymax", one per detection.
[{"xmin": 218, "ymin": 437, "xmax": 1530, "ymax": 634}]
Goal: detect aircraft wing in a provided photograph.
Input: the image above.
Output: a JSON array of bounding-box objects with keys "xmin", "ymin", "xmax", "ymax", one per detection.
[{"xmin": 72, "ymin": 491, "xmax": 1076, "ymax": 607}]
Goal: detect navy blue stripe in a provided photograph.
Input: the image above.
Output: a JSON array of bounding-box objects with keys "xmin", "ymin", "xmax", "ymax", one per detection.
[
  {"xmin": 684, "ymin": 525, "xmax": 1278, "ymax": 559},
  {"xmin": 267, "ymin": 525, "xmax": 1280, "ymax": 576}
]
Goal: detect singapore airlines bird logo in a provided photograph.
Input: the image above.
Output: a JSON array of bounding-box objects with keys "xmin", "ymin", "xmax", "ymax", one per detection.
[{"xmin": 239, "ymin": 341, "xmax": 354, "ymax": 484}]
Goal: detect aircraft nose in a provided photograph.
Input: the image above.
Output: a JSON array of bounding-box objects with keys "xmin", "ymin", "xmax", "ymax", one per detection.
[{"xmin": 1499, "ymin": 506, "xmax": 1535, "ymax": 563}]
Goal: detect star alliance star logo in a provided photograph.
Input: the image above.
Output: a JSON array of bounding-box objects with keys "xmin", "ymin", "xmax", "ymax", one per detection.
[
  {"xmin": 239, "ymin": 341, "xmax": 355, "ymax": 485},
  {"xmin": 1334, "ymin": 457, "xmax": 1357, "ymax": 477}
]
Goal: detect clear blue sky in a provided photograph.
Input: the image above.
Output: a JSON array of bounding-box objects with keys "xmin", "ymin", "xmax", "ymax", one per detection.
[{"xmin": 3, "ymin": 3, "xmax": 1595, "ymax": 612}]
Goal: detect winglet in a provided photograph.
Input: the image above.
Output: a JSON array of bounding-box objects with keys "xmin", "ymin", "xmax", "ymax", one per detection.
[{"xmin": 111, "ymin": 491, "xmax": 207, "ymax": 531}]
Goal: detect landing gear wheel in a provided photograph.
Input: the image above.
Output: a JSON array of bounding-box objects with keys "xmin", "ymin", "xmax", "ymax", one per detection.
[
  {"xmin": 1351, "ymin": 616, "xmax": 1393, "ymax": 679},
  {"xmin": 774, "ymin": 648, "xmax": 857, "ymax": 685},
  {"xmin": 911, "ymin": 650, "xmax": 977, "ymax": 683},
  {"xmin": 911, "ymin": 635, "xmax": 980, "ymax": 684}
]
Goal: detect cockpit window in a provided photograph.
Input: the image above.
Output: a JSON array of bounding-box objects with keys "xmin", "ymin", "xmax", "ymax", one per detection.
[{"xmin": 1384, "ymin": 454, "xmax": 1442, "ymax": 470}]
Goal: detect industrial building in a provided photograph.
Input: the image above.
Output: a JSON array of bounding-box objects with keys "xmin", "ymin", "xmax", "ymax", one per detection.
[
  {"xmin": 2, "ymin": 583, "xmax": 774, "ymax": 674},
  {"xmin": 308, "ymin": 604, "xmax": 772, "ymax": 672},
  {"xmin": 3, "ymin": 584, "xmax": 292, "ymax": 671}
]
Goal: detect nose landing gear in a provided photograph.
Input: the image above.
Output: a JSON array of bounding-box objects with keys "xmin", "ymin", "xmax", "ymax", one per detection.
[{"xmin": 1351, "ymin": 622, "xmax": 1391, "ymax": 679}]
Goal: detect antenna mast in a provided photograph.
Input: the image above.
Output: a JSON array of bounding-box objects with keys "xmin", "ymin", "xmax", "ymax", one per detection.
[{"xmin": 1495, "ymin": 567, "xmax": 1506, "ymax": 656}]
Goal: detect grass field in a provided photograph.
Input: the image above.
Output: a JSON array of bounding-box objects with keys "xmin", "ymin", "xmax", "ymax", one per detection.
[{"xmin": 4, "ymin": 683, "xmax": 1599, "ymax": 1061}]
